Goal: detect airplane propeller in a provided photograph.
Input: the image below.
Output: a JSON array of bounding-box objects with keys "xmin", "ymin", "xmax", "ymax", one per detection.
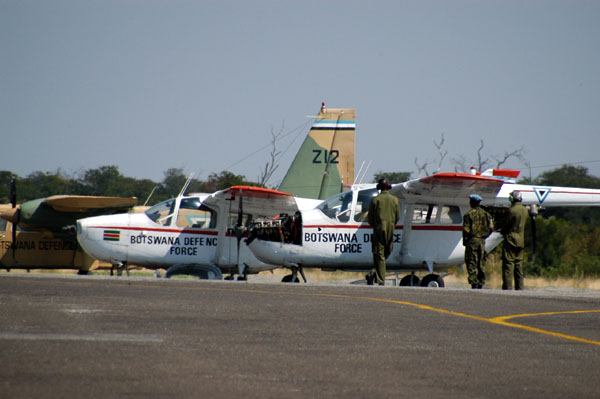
[
  {"xmin": 233, "ymin": 187, "xmax": 248, "ymax": 280},
  {"xmin": 9, "ymin": 176, "xmax": 19, "ymax": 258}
]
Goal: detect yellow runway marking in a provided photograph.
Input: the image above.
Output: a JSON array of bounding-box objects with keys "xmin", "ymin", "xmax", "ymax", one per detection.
[
  {"xmin": 219, "ymin": 289, "xmax": 600, "ymax": 347},
  {"xmin": 325, "ymin": 294, "xmax": 600, "ymax": 347}
]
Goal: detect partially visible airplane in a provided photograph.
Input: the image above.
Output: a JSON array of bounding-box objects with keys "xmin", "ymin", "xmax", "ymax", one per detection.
[
  {"xmin": 76, "ymin": 103, "xmax": 355, "ymax": 279},
  {"xmin": 246, "ymin": 169, "xmax": 600, "ymax": 286},
  {"xmin": 0, "ymin": 176, "xmax": 138, "ymax": 273}
]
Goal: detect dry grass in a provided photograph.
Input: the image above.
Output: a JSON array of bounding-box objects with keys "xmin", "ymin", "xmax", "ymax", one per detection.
[{"xmin": 3, "ymin": 265, "xmax": 599, "ymax": 291}]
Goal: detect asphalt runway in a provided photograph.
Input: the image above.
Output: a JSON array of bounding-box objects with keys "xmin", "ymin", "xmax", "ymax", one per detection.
[{"xmin": 1, "ymin": 274, "xmax": 599, "ymax": 399}]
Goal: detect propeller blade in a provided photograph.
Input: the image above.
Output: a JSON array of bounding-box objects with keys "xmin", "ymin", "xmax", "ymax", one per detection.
[
  {"xmin": 10, "ymin": 176, "xmax": 16, "ymax": 208},
  {"xmin": 236, "ymin": 188, "xmax": 243, "ymax": 269},
  {"xmin": 10, "ymin": 176, "xmax": 17, "ymax": 259},
  {"xmin": 237, "ymin": 188, "xmax": 243, "ymax": 227}
]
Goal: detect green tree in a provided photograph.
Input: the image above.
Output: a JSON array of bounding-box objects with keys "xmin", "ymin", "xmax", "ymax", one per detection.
[
  {"xmin": 0, "ymin": 171, "xmax": 14, "ymax": 203},
  {"xmin": 373, "ymin": 171, "xmax": 412, "ymax": 184},
  {"xmin": 207, "ymin": 171, "xmax": 253, "ymax": 191},
  {"xmin": 81, "ymin": 166, "xmax": 123, "ymax": 196},
  {"xmin": 533, "ymin": 165, "xmax": 600, "ymax": 224}
]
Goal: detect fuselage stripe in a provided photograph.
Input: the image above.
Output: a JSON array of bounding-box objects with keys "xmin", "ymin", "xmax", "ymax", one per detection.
[{"xmin": 89, "ymin": 226, "xmax": 218, "ymax": 236}]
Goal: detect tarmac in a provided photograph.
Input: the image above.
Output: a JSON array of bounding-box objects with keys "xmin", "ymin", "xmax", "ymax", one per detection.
[{"xmin": 1, "ymin": 273, "xmax": 599, "ymax": 398}]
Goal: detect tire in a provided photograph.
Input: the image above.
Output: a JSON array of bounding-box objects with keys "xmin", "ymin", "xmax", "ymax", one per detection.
[
  {"xmin": 420, "ymin": 274, "xmax": 445, "ymax": 288},
  {"xmin": 399, "ymin": 275, "xmax": 421, "ymax": 287}
]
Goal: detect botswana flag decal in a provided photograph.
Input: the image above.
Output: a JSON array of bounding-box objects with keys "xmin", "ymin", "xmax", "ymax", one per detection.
[{"xmin": 103, "ymin": 230, "xmax": 120, "ymax": 242}]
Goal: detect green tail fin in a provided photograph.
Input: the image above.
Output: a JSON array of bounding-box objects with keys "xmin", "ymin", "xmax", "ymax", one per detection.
[{"xmin": 278, "ymin": 104, "xmax": 355, "ymax": 199}]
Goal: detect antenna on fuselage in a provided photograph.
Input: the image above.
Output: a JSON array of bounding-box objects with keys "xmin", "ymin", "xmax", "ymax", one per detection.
[
  {"xmin": 353, "ymin": 160, "xmax": 372, "ymax": 187},
  {"xmin": 143, "ymin": 186, "xmax": 158, "ymax": 206},
  {"xmin": 178, "ymin": 173, "xmax": 195, "ymax": 197}
]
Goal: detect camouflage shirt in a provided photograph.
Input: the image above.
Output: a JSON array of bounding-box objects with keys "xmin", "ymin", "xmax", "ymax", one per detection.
[{"xmin": 463, "ymin": 206, "xmax": 493, "ymax": 245}]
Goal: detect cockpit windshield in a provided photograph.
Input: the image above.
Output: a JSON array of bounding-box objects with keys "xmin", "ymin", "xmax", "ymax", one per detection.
[
  {"xmin": 145, "ymin": 199, "xmax": 175, "ymax": 225},
  {"xmin": 316, "ymin": 191, "xmax": 354, "ymax": 222}
]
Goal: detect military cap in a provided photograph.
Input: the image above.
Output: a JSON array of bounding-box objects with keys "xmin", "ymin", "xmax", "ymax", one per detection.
[{"xmin": 469, "ymin": 194, "xmax": 483, "ymax": 202}]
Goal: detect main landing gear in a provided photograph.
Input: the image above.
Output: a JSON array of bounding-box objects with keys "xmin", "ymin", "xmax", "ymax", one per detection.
[
  {"xmin": 369, "ymin": 272, "xmax": 445, "ymax": 287},
  {"xmin": 281, "ymin": 265, "xmax": 307, "ymax": 283}
]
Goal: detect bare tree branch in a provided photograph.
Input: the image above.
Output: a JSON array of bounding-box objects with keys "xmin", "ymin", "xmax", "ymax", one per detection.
[
  {"xmin": 414, "ymin": 157, "xmax": 430, "ymax": 177},
  {"xmin": 477, "ymin": 140, "xmax": 489, "ymax": 171},
  {"xmin": 433, "ymin": 133, "xmax": 448, "ymax": 174},
  {"xmin": 491, "ymin": 145, "xmax": 526, "ymax": 169},
  {"xmin": 258, "ymin": 123, "xmax": 284, "ymax": 187}
]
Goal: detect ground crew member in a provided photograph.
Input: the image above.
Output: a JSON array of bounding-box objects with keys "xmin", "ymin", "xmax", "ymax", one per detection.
[
  {"xmin": 462, "ymin": 194, "xmax": 493, "ymax": 289},
  {"xmin": 501, "ymin": 190, "xmax": 529, "ymax": 290},
  {"xmin": 367, "ymin": 179, "xmax": 399, "ymax": 285}
]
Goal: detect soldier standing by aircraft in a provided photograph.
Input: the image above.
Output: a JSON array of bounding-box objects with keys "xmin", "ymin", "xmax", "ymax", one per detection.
[
  {"xmin": 366, "ymin": 179, "xmax": 399, "ymax": 286},
  {"xmin": 462, "ymin": 194, "xmax": 493, "ymax": 289},
  {"xmin": 501, "ymin": 190, "xmax": 529, "ymax": 290}
]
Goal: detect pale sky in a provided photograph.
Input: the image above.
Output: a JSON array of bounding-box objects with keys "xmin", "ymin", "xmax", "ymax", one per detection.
[{"xmin": 2, "ymin": 0, "xmax": 599, "ymax": 186}]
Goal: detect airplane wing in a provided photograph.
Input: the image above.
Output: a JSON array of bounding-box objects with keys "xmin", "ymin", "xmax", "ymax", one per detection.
[
  {"xmin": 42, "ymin": 195, "xmax": 138, "ymax": 212},
  {"xmin": 205, "ymin": 186, "xmax": 299, "ymax": 217},
  {"xmin": 394, "ymin": 172, "xmax": 506, "ymax": 204},
  {"xmin": 1, "ymin": 195, "xmax": 138, "ymax": 232}
]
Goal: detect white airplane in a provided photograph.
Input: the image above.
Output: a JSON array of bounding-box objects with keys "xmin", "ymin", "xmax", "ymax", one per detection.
[
  {"xmin": 76, "ymin": 184, "xmax": 321, "ymax": 279},
  {"xmin": 76, "ymin": 103, "xmax": 355, "ymax": 279},
  {"xmin": 246, "ymin": 169, "xmax": 600, "ymax": 286}
]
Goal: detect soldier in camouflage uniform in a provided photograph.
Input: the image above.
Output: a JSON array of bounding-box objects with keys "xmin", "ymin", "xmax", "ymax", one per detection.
[
  {"xmin": 367, "ymin": 179, "xmax": 399, "ymax": 286},
  {"xmin": 462, "ymin": 194, "xmax": 493, "ymax": 289},
  {"xmin": 501, "ymin": 190, "xmax": 529, "ymax": 290}
]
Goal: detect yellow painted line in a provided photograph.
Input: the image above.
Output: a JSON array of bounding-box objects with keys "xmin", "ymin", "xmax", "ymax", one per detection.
[
  {"xmin": 487, "ymin": 310, "xmax": 600, "ymax": 346},
  {"xmin": 232, "ymin": 290, "xmax": 600, "ymax": 347}
]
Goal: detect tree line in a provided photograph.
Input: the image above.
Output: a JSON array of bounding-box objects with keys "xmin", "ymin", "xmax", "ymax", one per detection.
[
  {"xmin": 2, "ymin": 164, "xmax": 599, "ymax": 278},
  {"xmin": 0, "ymin": 166, "xmax": 255, "ymax": 206}
]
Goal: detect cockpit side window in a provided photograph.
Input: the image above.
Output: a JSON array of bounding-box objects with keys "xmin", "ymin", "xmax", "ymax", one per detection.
[
  {"xmin": 316, "ymin": 191, "xmax": 353, "ymax": 222},
  {"xmin": 176, "ymin": 198, "xmax": 217, "ymax": 228},
  {"xmin": 354, "ymin": 188, "xmax": 378, "ymax": 223},
  {"xmin": 439, "ymin": 205, "xmax": 462, "ymax": 224},
  {"xmin": 412, "ymin": 204, "xmax": 438, "ymax": 224}
]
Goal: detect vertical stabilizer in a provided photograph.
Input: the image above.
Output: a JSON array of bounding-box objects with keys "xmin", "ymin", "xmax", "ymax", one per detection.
[{"xmin": 278, "ymin": 103, "xmax": 355, "ymax": 199}]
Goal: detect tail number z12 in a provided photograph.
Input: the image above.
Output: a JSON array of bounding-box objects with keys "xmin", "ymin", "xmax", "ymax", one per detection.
[{"xmin": 312, "ymin": 150, "xmax": 339, "ymax": 164}]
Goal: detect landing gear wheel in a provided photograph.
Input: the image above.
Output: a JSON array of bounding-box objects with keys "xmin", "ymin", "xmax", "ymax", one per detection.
[
  {"xmin": 420, "ymin": 274, "xmax": 445, "ymax": 288},
  {"xmin": 399, "ymin": 275, "xmax": 421, "ymax": 287},
  {"xmin": 281, "ymin": 274, "xmax": 300, "ymax": 283}
]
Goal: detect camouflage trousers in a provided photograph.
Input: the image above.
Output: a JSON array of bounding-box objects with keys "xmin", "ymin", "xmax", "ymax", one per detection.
[
  {"xmin": 464, "ymin": 239, "xmax": 486, "ymax": 287},
  {"xmin": 502, "ymin": 242, "xmax": 524, "ymax": 290}
]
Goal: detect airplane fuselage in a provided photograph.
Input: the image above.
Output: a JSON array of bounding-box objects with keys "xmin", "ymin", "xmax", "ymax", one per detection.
[
  {"xmin": 247, "ymin": 176, "xmax": 600, "ymax": 277},
  {"xmin": 248, "ymin": 189, "xmax": 503, "ymax": 274},
  {"xmin": 77, "ymin": 189, "xmax": 321, "ymax": 276}
]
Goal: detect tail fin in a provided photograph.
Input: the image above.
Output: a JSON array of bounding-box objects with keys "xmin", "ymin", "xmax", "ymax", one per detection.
[{"xmin": 278, "ymin": 103, "xmax": 355, "ymax": 199}]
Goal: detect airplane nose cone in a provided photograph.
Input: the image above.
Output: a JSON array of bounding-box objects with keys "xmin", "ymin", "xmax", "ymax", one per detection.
[
  {"xmin": 0, "ymin": 206, "xmax": 19, "ymax": 224},
  {"xmin": 76, "ymin": 220, "xmax": 85, "ymax": 238}
]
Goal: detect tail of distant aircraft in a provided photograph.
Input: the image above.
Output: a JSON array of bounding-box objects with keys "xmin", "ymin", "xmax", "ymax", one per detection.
[{"xmin": 278, "ymin": 103, "xmax": 355, "ymax": 199}]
